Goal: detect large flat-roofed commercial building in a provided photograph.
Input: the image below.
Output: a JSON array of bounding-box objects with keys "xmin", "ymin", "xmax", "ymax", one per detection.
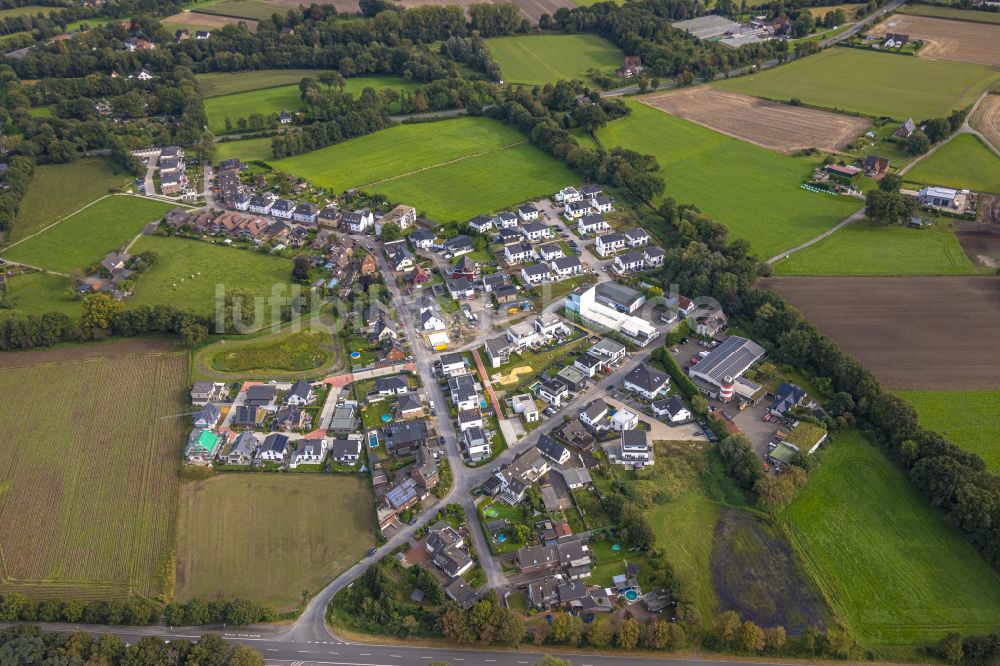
[
  {"xmin": 672, "ymin": 14, "xmax": 742, "ymax": 39},
  {"xmin": 689, "ymin": 335, "xmax": 767, "ymax": 402},
  {"xmin": 565, "ymin": 283, "xmax": 658, "ymax": 347}
]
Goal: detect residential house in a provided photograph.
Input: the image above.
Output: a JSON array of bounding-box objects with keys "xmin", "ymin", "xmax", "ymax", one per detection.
[
  {"xmin": 410, "ymin": 445, "xmax": 438, "ymax": 490},
  {"xmin": 652, "ymin": 396, "xmax": 692, "ymax": 423},
  {"xmin": 589, "ymin": 338, "xmax": 626, "ymax": 365},
  {"xmin": 512, "ymin": 394, "xmax": 539, "ymax": 422},
  {"xmin": 521, "ymin": 263, "xmax": 552, "ymax": 285},
  {"xmin": 895, "ymin": 118, "xmax": 916, "ymax": 139},
  {"xmin": 591, "ymin": 195, "xmax": 613, "ymax": 213},
  {"xmin": 555, "ymin": 186, "xmax": 582, "ymax": 204},
  {"xmin": 595, "ymin": 232, "xmax": 627, "ymax": 257},
  {"xmin": 421, "ymin": 308, "xmax": 446, "ymax": 331},
  {"xmin": 440, "ymin": 352, "xmax": 467, "ymax": 377},
  {"xmin": 534, "ymin": 313, "xmax": 565, "ymax": 338},
  {"xmin": 463, "ymin": 426, "xmax": 490, "ymax": 462},
  {"xmin": 185, "ymin": 429, "xmax": 223, "ymax": 463},
  {"xmin": 578, "ymin": 214, "xmax": 610, "ymax": 235},
  {"xmin": 644, "ymin": 246, "xmax": 665, "ymax": 268},
  {"xmin": 289, "ymin": 438, "xmax": 328, "ymax": 468},
  {"xmin": 285, "ymin": 380, "xmax": 315, "ymax": 406},
  {"xmin": 695, "ymin": 310, "xmax": 727, "ymax": 338},
  {"xmin": 445, "ymin": 579, "xmax": 480, "ymax": 609},
  {"xmin": 484, "ymin": 336, "xmax": 513, "ymax": 368},
  {"xmin": 458, "ymin": 408, "xmax": 484, "ymax": 433},
  {"xmin": 507, "ymin": 321, "xmax": 539, "ymax": 350},
  {"xmin": 245, "ymin": 384, "xmax": 278, "ymax": 410},
  {"xmin": 248, "ymin": 194, "xmax": 276, "ymax": 215},
  {"xmin": 293, "ymin": 203, "xmax": 319, "ymax": 224},
  {"xmin": 482, "ymin": 273, "xmax": 510, "ymax": 293},
  {"xmin": 863, "ymin": 155, "xmax": 890, "ymax": 178},
  {"xmin": 624, "ymin": 364, "xmax": 670, "ymax": 400},
  {"xmin": 443, "ymin": 235, "xmax": 474, "ymax": 257},
  {"xmin": 343, "ymin": 209, "xmax": 374, "ymax": 233},
  {"xmin": 770, "ymin": 382, "xmax": 807, "ymax": 417},
  {"xmin": 329, "ymin": 437, "xmax": 363, "ymax": 464},
  {"xmin": 624, "ymin": 227, "xmax": 651, "ymax": 247},
  {"xmin": 564, "ymin": 200, "xmax": 592, "ymax": 219},
  {"xmin": 620, "ymin": 429, "xmax": 651, "ymax": 464},
  {"xmin": 580, "ymin": 399, "xmax": 610, "ymax": 430},
  {"xmin": 614, "ymin": 250, "xmax": 646, "ymax": 274},
  {"xmin": 517, "ymin": 544, "xmax": 560, "ymax": 575},
  {"xmin": 494, "ymin": 211, "xmax": 519, "ymax": 228},
  {"xmin": 574, "ymin": 353, "xmax": 605, "ymax": 378},
  {"xmin": 521, "ymin": 222, "xmax": 552, "ymax": 243},
  {"xmin": 378, "ymin": 204, "xmax": 416, "ymax": 234},
  {"xmin": 496, "ymin": 227, "xmax": 523, "ymax": 246},
  {"xmin": 450, "ymin": 255, "xmax": 479, "ymax": 280},
  {"xmin": 273, "ymin": 406, "xmax": 309, "ymax": 431},
  {"xmin": 537, "ymin": 434, "xmax": 571, "ymax": 465},
  {"xmin": 504, "ymin": 242, "xmax": 534, "ymax": 265},
  {"xmin": 449, "ymin": 375, "xmax": 480, "ymax": 411},
  {"xmin": 191, "ymin": 381, "xmax": 226, "ymax": 405},
  {"xmin": 518, "ymin": 204, "xmax": 540, "ymax": 221},
  {"xmin": 494, "ymin": 284, "xmax": 519, "ymax": 304},
  {"xmin": 384, "ymin": 420, "xmax": 428, "ymax": 456},
  {"xmin": 270, "ymin": 199, "xmax": 296, "ymax": 220},
  {"xmin": 224, "ymin": 431, "xmax": 258, "ymax": 465},
  {"xmin": 375, "ymin": 375, "xmax": 409, "ymax": 396},
  {"xmin": 551, "ymin": 256, "xmax": 583, "ymax": 279},
  {"xmin": 193, "ymin": 403, "xmax": 221, "ymax": 429},
  {"xmin": 396, "ymin": 392, "xmax": 424, "ymax": 419},
  {"xmin": 580, "ymin": 184, "xmax": 602, "ymax": 198},
  {"xmin": 232, "ymin": 405, "xmax": 264, "ymax": 428},
  {"xmin": 609, "ymin": 408, "xmax": 639, "ymax": 431},
  {"xmin": 445, "ymin": 276, "xmax": 474, "ymax": 300},
  {"xmin": 617, "ymin": 55, "xmax": 643, "ymax": 78},
  {"xmin": 387, "ymin": 245, "xmax": 416, "ymax": 272},
  {"xmin": 538, "ymin": 243, "xmax": 564, "ymax": 261},
  {"xmin": 538, "ymin": 379, "xmax": 569, "ymax": 406},
  {"xmin": 279, "ymin": 110, "xmax": 294, "ymax": 124},
  {"xmin": 318, "ymin": 205, "xmax": 340, "ymax": 227},
  {"xmin": 467, "ymin": 214, "xmax": 494, "ymax": 233},
  {"xmin": 409, "ymin": 228, "xmax": 437, "ymax": 250},
  {"xmin": 360, "ymin": 254, "xmax": 377, "ymax": 275},
  {"xmin": 259, "ymin": 433, "xmax": 290, "ymax": 462}
]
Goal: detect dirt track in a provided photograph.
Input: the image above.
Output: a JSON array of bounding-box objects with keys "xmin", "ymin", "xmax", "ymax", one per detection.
[
  {"xmin": 395, "ymin": 0, "xmax": 573, "ymax": 22},
  {"xmin": 869, "ymin": 14, "xmax": 1000, "ymax": 66},
  {"xmin": 641, "ymin": 87, "xmax": 869, "ymax": 154},
  {"xmin": 971, "ymin": 94, "xmax": 1000, "ymax": 151},
  {"xmin": 762, "ymin": 276, "xmax": 1000, "ymax": 390}
]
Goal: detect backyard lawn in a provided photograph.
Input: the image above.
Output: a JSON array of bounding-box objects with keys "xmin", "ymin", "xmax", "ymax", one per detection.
[
  {"xmin": 595, "ymin": 102, "xmax": 861, "ymax": 259},
  {"xmin": 782, "ymin": 430, "xmax": 1000, "ymax": 645},
  {"xmin": 905, "ymin": 134, "xmax": 1000, "ymax": 193},
  {"xmin": 2, "ymin": 196, "xmax": 177, "ymax": 274},
  {"xmin": 7, "ymin": 158, "xmax": 132, "ymax": 242},
  {"xmin": 486, "ymin": 34, "xmax": 623, "ymax": 86},
  {"xmin": 899, "ymin": 390, "xmax": 1000, "ymax": 474},
  {"xmin": 773, "ymin": 219, "xmax": 979, "ymax": 275},
  {"xmin": 716, "ymin": 48, "xmax": 999, "ymax": 120},
  {"xmin": 215, "ymin": 137, "xmax": 274, "ymax": 163},
  {"xmin": 129, "ymin": 235, "xmax": 294, "ymax": 327}
]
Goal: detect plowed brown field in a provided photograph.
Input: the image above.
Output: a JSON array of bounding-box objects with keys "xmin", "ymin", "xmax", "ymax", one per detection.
[
  {"xmin": 641, "ymin": 87, "xmax": 869, "ymax": 154},
  {"xmin": 868, "ymin": 15, "xmax": 1000, "ymax": 66},
  {"xmin": 762, "ymin": 276, "xmax": 1000, "ymax": 390}
]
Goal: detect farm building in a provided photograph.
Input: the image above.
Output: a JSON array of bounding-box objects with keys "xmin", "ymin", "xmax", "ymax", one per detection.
[
  {"xmin": 918, "ymin": 186, "xmax": 967, "ymax": 210},
  {"xmin": 671, "ymin": 14, "xmax": 742, "ymax": 39}
]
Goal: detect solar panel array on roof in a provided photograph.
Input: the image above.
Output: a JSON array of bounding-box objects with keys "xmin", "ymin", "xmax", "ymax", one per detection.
[{"xmin": 691, "ymin": 336, "xmax": 766, "ymax": 385}]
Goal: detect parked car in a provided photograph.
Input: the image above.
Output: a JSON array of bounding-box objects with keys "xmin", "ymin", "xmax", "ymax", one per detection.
[{"xmin": 366, "ymin": 548, "xmax": 377, "ymax": 557}]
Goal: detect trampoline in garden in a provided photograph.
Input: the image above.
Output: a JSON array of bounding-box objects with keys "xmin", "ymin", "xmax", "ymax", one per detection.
[
  {"xmin": 623, "ymin": 590, "xmax": 639, "ymax": 602},
  {"xmin": 484, "ymin": 506, "xmax": 500, "ymax": 518},
  {"xmin": 611, "ymin": 544, "xmax": 622, "ymax": 552},
  {"xmin": 381, "ymin": 413, "xmax": 393, "ymax": 423},
  {"xmin": 350, "ymin": 351, "xmax": 361, "ymax": 359}
]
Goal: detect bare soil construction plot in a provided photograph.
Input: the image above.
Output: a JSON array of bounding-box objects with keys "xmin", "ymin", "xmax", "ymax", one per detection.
[
  {"xmin": 395, "ymin": 0, "xmax": 572, "ymax": 22},
  {"xmin": 641, "ymin": 87, "xmax": 869, "ymax": 154},
  {"xmin": 164, "ymin": 10, "xmax": 258, "ymax": 31},
  {"xmin": 971, "ymin": 94, "xmax": 1000, "ymax": 151},
  {"xmin": 868, "ymin": 15, "xmax": 1000, "ymax": 66},
  {"xmin": 957, "ymin": 217, "xmax": 1000, "ymax": 269},
  {"xmin": 763, "ymin": 276, "xmax": 1000, "ymax": 390}
]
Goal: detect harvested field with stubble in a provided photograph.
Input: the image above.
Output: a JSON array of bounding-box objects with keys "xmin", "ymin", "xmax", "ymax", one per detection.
[
  {"xmin": 868, "ymin": 14, "xmax": 1000, "ymax": 66},
  {"xmin": 971, "ymin": 94, "xmax": 1000, "ymax": 150},
  {"xmin": 0, "ymin": 339, "xmax": 186, "ymax": 600},
  {"xmin": 163, "ymin": 10, "xmax": 257, "ymax": 32},
  {"xmin": 642, "ymin": 88, "xmax": 869, "ymax": 154},
  {"xmin": 763, "ymin": 276, "xmax": 1000, "ymax": 389}
]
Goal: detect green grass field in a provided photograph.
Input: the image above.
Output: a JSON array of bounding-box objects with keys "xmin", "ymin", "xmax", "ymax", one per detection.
[
  {"xmin": 0, "ymin": 4, "xmax": 53, "ymax": 18},
  {"xmin": 8, "ymin": 158, "xmax": 132, "ymax": 242},
  {"xmin": 204, "ymin": 76, "xmax": 421, "ymax": 132},
  {"xmin": 900, "ymin": 390, "xmax": 1000, "ymax": 474},
  {"xmin": 783, "ymin": 430, "xmax": 1000, "ymax": 645},
  {"xmin": 716, "ymin": 48, "xmax": 1000, "ymax": 120},
  {"xmin": 595, "ymin": 102, "xmax": 861, "ymax": 258},
  {"xmin": 486, "ymin": 34, "xmax": 623, "ymax": 86},
  {"xmin": 273, "ymin": 117, "xmax": 575, "ymax": 221},
  {"xmin": 0, "ymin": 340, "xmax": 186, "ymax": 600},
  {"xmin": 215, "ymin": 136, "xmax": 274, "ymax": 162},
  {"xmin": 898, "ymin": 4, "xmax": 1000, "ymax": 24},
  {"xmin": 198, "ymin": 69, "xmax": 331, "ymax": 97},
  {"xmin": 2, "ymin": 196, "xmax": 176, "ymax": 274},
  {"xmin": 206, "ymin": 329, "xmax": 333, "ymax": 373},
  {"xmin": 906, "ymin": 134, "xmax": 1000, "ymax": 193},
  {"xmin": 129, "ymin": 235, "xmax": 293, "ymax": 327},
  {"xmin": 773, "ymin": 219, "xmax": 978, "ymax": 275},
  {"xmin": 176, "ymin": 474, "xmax": 376, "ymax": 612},
  {"xmin": 184, "ymin": 0, "xmax": 287, "ymax": 20},
  {"xmin": 0, "ymin": 271, "xmax": 80, "ymax": 320}
]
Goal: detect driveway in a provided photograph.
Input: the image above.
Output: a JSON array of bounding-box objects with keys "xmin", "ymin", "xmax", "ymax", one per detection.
[{"xmin": 604, "ymin": 396, "xmax": 707, "ymax": 442}]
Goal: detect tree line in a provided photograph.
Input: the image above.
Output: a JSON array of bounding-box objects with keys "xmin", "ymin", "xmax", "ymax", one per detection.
[
  {"xmin": 0, "ymin": 625, "xmax": 265, "ymax": 666},
  {"xmin": 163, "ymin": 598, "xmax": 277, "ymax": 627},
  {"xmin": 0, "ymin": 155, "xmax": 34, "ymax": 234}
]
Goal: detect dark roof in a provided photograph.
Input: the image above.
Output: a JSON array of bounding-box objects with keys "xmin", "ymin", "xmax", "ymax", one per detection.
[
  {"xmin": 262, "ymin": 433, "xmax": 289, "ymax": 453},
  {"xmin": 375, "ymin": 375, "xmax": 408, "ymax": 392},
  {"xmin": 654, "ymin": 395, "xmax": 688, "ymax": 419},
  {"xmin": 288, "ymin": 380, "xmax": 312, "ymax": 400},
  {"xmin": 386, "ymin": 420, "xmax": 428, "ymax": 445},
  {"xmin": 622, "ymin": 429, "xmax": 648, "ymax": 447},
  {"xmin": 537, "ymin": 434, "xmax": 568, "ymax": 462},
  {"xmin": 246, "ymin": 384, "xmax": 277, "ymax": 405},
  {"xmin": 624, "ymin": 364, "xmax": 670, "ymax": 393},
  {"xmin": 771, "ymin": 382, "xmax": 807, "ymax": 415}
]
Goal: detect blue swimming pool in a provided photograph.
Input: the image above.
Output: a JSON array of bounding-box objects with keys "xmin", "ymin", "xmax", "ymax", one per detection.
[{"xmin": 368, "ymin": 431, "xmax": 378, "ymax": 448}]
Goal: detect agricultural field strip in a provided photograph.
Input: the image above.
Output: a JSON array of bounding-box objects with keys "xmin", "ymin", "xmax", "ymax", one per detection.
[
  {"xmin": 357, "ymin": 140, "xmax": 526, "ymax": 187},
  {"xmin": 970, "ymin": 94, "xmax": 1000, "ymax": 151},
  {"xmin": 867, "ymin": 14, "xmax": 1000, "ymax": 67}
]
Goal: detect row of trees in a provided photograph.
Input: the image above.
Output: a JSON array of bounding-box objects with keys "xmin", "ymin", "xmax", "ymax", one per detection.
[
  {"xmin": 710, "ymin": 610, "xmax": 855, "ymax": 658},
  {"xmin": 0, "ymin": 625, "xmax": 264, "ymax": 666},
  {"xmin": 0, "ymin": 155, "xmax": 34, "ymax": 234},
  {"xmin": 163, "ymin": 598, "xmax": 277, "ymax": 627},
  {"xmin": 537, "ymin": 612, "xmax": 686, "ymax": 650},
  {"xmin": 269, "ymin": 95, "xmax": 392, "ymax": 158},
  {"xmin": 0, "ymin": 592, "xmax": 160, "ymax": 625}
]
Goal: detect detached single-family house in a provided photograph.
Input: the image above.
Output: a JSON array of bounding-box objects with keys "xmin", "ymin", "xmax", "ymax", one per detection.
[
  {"xmin": 224, "ymin": 431, "xmax": 258, "ymax": 465},
  {"xmin": 245, "ymin": 384, "xmax": 278, "ymax": 411},
  {"xmin": 615, "ymin": 250, "xmax": 646, "ymax": 274},
  {"xmin": 578, "ymin": 214, "xmax": 609, "ymax": 235},
  {"xmin": 620, "ymin": 429, "xmax": 651, "ymax": 464},
  {"xmin": 518, "ymin": 205, "xmax": 540, "ymax": 221},
  {"xmin": 591, "ymin": 195, "xmax": 613, "ymax": 213},
  {"xmin": 644, "ymin": 246, "xmax": 665, "ymax": 268},
  {"xmin": 574, "ymin": 353, "xmax": 604, "ymax": 378},
  {"xmin": 521, "ymin": 263, "xmax": 552, "ymax": 285},
  {"xmin": 343, "ymin": 209, "xmax": 375, "ymax": 232},
  {"xmin": 285, "ymin": 380, "xmax": 315, "ymax": 406},
  {"xmin": 595, "ymin": 233, "xmax": 627, "ymax": 257},
  {"xmin": 270, "ymin": 199, "xmax": 296, "ymax": 220},
  {"xmin": 410, "ymin": 228, "xmax": 437, "ymax": 250},
  {"xmin": 538, "ymin": 243, "xmax": 564, "ymax": 261},
  {"xmin": 624, "ymin": 227, "xmax": 651, "ymax": 247},
  {"xmin": 495, "ymin": 211, "xmax": 519, "ymax": 228},
  {"xmin": 421, "ymin": 309, "xmax": 446, "ymax": 331},
  {"xmin": 551, "ymin": 256, "xmax": 582, "ymax": 279},
  {"xmin": 289, "ymin": 438, "xmax": 328, "ymax": 468},
  {"xmin": 512, "ymin": 394, "xmax": 539, "ymax": 422},
  {"xmin": 293, "ymin": 203, "xmax": 319, "ymax": 224},
  {"xmin": 624, "ymin": 364, "xmax": 670, "ymax": 400},
  {"xmin": 185, "ymin": 429, "xmax": 223, "ymax": 463},
  {"xmin": 484, "ymin": 336, "xmax": 513, "ymax": 368},
  {"xmin": 191, "ymin": 381, "xmax": 226, "ymax": 405},
  {"xmin": 521, "ymin": 222, "xmax": 553, "ymax": 242},
  {"xmin": 248, "ymin": 194, "xmax": 275, "ymax": 215},
  {"xmin": 564, "ymin": 200, "xmax": 592, "ymax": 219},
  {"xmin": 467, "ymin": 214, "xmax": 494, "ymax": 233},
  {"xmin": 589, "ymin": 338, "xmax": 626, "ymax": 365},
  {"xmin": 446, "ymin": 276, "xmax": 474, "ymax": 300},
  {"xmin": 375, "ymin": 375, "xmax": 409, "ymax": 396},
  {"xmin": 443, "ymin": 235, "xmax": 474, "ymax": 257},
  {"xmin": 463, "ymin": 426, "xmax": 491, "ymax": 462},
  {"xmin": 505, "ymin": 242, "xmax": 534, "ymax": 265},
  {"xmin": 609, "ymin": 408, "xmax": 639, "ymax": 431},
  {"xmin": 330, "ymin": 437, "xmax": 363, "ymax": 464},
  {"xmin": 652, "ymin": 396, "xmax": 691, "ymax": 423},
  {"xmin": 771, "ymin": 382, "xmax": 807, "ymax": 416},
  {"xmin": 895, "ymin": 118, "xmax": 916, "ymax": 139},
  {"xmin": 537, "ymin": 433, "xmax": 571, "ymax": 465},
  {"xmin": 556, "ymin": 186, "xmax": 582, "ymax": 204},
  {"xmin": 538, "ymin": 379, "xmax": 569, "ymax": 406},
  {"xmin": 440, "ymin": 352, "xmax": 467, "ymax": 377},
  {"xmin": 193, "ymin": 403, "xmax": 221, "ymax": 429},
  {"xmin": 580, "ymin": 399, "xmax": 610, "ymax": 429},
  {"xmin": 259, "ymin": 433, "xmax": 290, "ymax": 462}
]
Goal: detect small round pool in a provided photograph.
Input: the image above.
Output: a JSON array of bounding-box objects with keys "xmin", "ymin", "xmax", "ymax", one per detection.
[
  {"xmin": 350, "ymin": 351, "xmax": 361, "ymax": 359},
  {"xmin": 624, "ymin": 590, "xmax": 638, "ymax": 602},
  {"xmin": 381, "ymin": 413, "xmax": 392, "ymax": 423},
  {"xmin": 611, "ymin": 544, "xmax": 622, "ymax": 552},
  {"xmin": 497, "ymin": 534, "xmax": 506, "ymax": 543},
  {"xmin": 484, "ymin": 506, "xmax": 500, "ymax": 518},
  {"xmin": 480, "ymin": 399, "xmax": 488, "ymax": 409}
]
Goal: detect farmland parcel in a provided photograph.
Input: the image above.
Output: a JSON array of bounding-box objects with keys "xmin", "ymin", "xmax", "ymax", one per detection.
[
  {"xmin": 272, "ymin": 117, "xmax": 575, "ymax": 222},
  {"xmin": 763, "ymin": 276, "xmax": 1000, "ymax": 390},
  {"xmin": 783, "ymin": 430, "xmax": 1000, "ymax": 645},
  {"xmin": 898, "ymin": 3, "xmax": 1000, "ymax": 24},
  {"xmin": 0, "ymin": 340, "xmax": 186, "ymax": 600},
  {"xmin": 176, "ymin": 474, "xmax": 376, "ymax": 612},
  {"xmin": 971, "ymin": 93, "xmax": 1000, "ymax": 150},
  {"xmin": 486, "ymin": 34, "xmax": 623, "ymax": 86},
  {"xmin": 1, "ymin": 196, "xmax": 177, "ymax": 274},
  {"xmin": 905, "ymin": 134, "xmax": 1000, "ymax": 193},
  {"xmin": 772, "ymin": 220, "xmax": 978, "ymax": 276},
  {"xmin": 642, "ymin": 87, "xmax": 868, "ymax": 154},
  {"xmin": 595, "ymin": 101, "xmax": 860, "ymax": 258},
  {"xmin": 867, "ymin": 14, "xmax": 1000, "ymax": 66},
  {"xmin": 716, "ymin": 48, "xmax": 1000, "ymax": 120}
]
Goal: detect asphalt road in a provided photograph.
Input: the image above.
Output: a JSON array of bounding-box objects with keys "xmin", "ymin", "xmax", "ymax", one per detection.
[{"xmin": 5, "ymin": 621, "xmax": 808, "ymax": 666}]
